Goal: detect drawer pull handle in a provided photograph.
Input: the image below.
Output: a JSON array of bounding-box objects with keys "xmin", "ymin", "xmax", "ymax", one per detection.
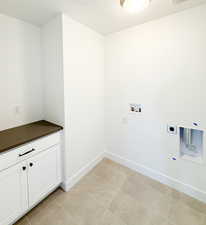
[
  {"xmin": 19, "ymin": 149, "xmax": 35, "ymax": 157},
  {"xmin": 29, "ymin": 162, "xmax": 33, "ymax": 167}
]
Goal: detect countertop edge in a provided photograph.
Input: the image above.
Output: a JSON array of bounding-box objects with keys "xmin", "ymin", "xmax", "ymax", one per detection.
[{"xmin": 0, "ymin": 120, "xmax": 63, "ymax": 154}]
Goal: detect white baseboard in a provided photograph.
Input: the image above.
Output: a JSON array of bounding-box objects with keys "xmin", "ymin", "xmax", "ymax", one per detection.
[
  {"xmin": 61, "ymin": 152, "xmax": 105, "ymax": 192},
  {"xmin": 105, "ymin": 152, "xmax": 206, "ymax": 204},
  {"xmin": 61, "ymin": 150, "xmax": 206, "ymax": 204}
]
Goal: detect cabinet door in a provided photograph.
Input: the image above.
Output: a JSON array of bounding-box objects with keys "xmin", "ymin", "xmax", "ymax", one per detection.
[
  {"xmin": 28, "ymin": 145, "xmax": 60, "ymax": 207},
  {"xmin": 0, "ymin": 163, "xmax": 28, "ymax": 225}
]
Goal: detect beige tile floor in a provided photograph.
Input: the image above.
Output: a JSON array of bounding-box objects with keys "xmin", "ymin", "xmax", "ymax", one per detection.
[{"xmin": 15, "ymin": 158, "xmax": 206, "ymax": 225}]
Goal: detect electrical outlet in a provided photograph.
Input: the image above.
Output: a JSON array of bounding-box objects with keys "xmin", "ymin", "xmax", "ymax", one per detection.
[
  {"xmin": 122, "ymin": 116, "xmax": 128, "ymax": 124},
  {"xmin": 14, "ymin": 105, "xmax": 23, "ymax": 115}
]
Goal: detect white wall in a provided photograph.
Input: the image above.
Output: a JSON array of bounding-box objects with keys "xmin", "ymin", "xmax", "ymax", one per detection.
[
  {"xmin": 41, "ymin": 15, "xmax": 67, "ymax": 183},
  {"xmin": 41, "ymin": 15, "xmax": 65, "ymax": 127},
  {"xmin": 42, "ymin": 14, "xmax": 105, "ymax": 185},
  {"xmin": 105, "ymin": 4, "xmax": 206, "ymax": 200},
  {"xmin": 62, "ymin": 14, "xmax": 105, "ymax": 179},
  {"xmin": 0, "ymin": 14, "xmax": 43, "ymax": 131}
]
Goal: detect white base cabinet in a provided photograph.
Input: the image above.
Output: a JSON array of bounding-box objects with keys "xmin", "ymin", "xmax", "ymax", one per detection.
[
  {"xmin": 0, "ymin": 132, "xmax": 62, "ymax": 225},
  {"xmin": 0, "ymin": 162, "xmax": 28, "ymax": 225}
]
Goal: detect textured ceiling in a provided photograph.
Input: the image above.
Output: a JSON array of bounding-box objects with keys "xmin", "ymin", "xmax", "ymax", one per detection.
[{"xmin": 0, "ymin": 0, "xmax": 206, "ymax": 34}]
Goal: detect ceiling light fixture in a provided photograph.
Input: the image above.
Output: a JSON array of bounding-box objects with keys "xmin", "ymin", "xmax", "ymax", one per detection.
[{"xmin": 120, "ymin": 0, "xmax": 151, "ymax": 13}]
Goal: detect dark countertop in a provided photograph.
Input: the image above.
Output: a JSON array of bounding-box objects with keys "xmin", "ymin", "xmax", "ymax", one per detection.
[{"xmin": 0, "ymin": 120, "xmax": 63, "ymax": 154}]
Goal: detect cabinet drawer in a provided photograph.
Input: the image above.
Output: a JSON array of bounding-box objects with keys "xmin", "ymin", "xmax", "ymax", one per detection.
[
  {"xmin": 31, "ymin": 132, "xmax": 60, "ymax": 154},
  {"xmin": 0, "ymin": 144, "xmax": 32, "ymax": 172},
  {"xmin": 0, "ymin": 132, "xmax": 61, "ymax": 172}
]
